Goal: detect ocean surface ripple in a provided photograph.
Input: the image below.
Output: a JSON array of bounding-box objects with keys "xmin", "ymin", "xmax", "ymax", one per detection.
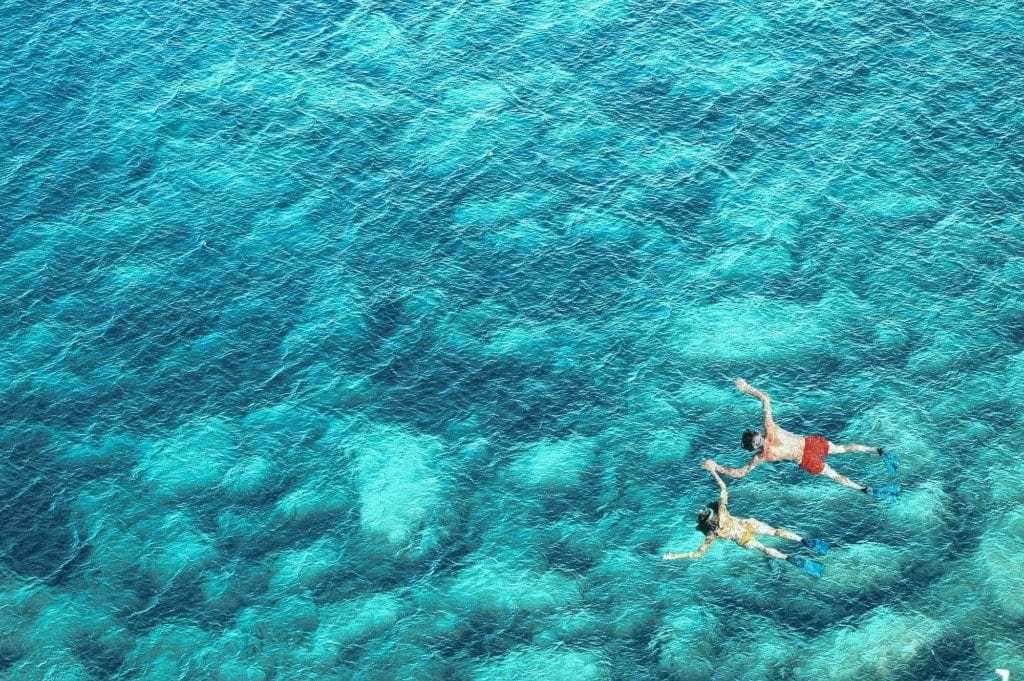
[{"xmin": 2, "ymin": 0, "xmax": 1024, "ymax": 678}]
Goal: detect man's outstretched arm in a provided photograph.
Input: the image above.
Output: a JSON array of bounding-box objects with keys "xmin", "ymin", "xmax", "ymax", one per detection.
[
  {"xmin": 711, "ymin": 456, "xmax": 761, "ymax": 479},
  {"xmin": 664, "ymin": 536, "xmax": 715, "ymax": 560},
  {"xmin": 734, "ymin": 378, "xmax": 774, "ymax": 429}
]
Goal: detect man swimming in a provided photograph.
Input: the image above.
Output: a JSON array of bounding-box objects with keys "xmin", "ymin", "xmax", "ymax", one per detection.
[
  {"xmin": 663, "ymin": 460, "xmax": 829, "ymax": 576},
  {"xmin": 711, "ymin": 378, "xmax": 900, "ymax": 500}
]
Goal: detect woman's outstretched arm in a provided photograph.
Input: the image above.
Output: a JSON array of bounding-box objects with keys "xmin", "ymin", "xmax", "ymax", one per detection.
[
  {"xmin": 663, "ymin": 535, "xmax": 715, "ymax": 560},
  {"xmin": 704, "ymin": 464, "xmax": 729, "ymax": 512}
]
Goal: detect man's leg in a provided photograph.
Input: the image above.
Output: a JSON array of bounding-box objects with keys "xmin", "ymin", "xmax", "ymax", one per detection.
[
  {"xmin": 828, "ymin": 442, "xmax": 882, "ymax": 455},
  {"xmin": 822, "ymin": 464, "xmax": 900, "ymax": 499},
  {"xmin": 829, "ymin": 442, "xmax": 899, "ymax": 475},
  {"xmin": 820, "ymin": 463, "xmax": 868, "ymax": 492}
]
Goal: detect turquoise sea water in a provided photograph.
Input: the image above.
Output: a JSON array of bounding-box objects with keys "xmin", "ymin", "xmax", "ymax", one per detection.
[{"xmin": 3, "ymin": 0, "xmax": 1024, "ymax": 678}]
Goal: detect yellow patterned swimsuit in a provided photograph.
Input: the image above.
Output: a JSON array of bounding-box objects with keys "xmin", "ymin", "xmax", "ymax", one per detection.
[
  {"xmin": 716, "ymin": 513, "xmax": 758, "ymax": 547},
  {"xmin": 737, "ymin": 522, "xmax": 757, "ymax": 546}
]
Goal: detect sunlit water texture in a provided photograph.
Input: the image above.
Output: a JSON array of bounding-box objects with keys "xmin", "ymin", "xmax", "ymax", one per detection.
[{"xmin": 2, "ymin": 0, "xmax": 1024, "ymax": 679}]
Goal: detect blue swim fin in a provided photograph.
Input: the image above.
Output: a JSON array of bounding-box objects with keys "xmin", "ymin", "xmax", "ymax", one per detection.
[
  {"xmin": 868, "ymin": 484, "xmax": 900, "ymax": 501},
  {"xmin": 801, "ymin": 538, "xmax": 830, "ymax": 556},
  {"xmin": 880, "ymin": 449, "xmax": 900, "ymax": 476},
  {"xmin": 786, "ymin": 555, "xmax": 824, "ymax": 578}
]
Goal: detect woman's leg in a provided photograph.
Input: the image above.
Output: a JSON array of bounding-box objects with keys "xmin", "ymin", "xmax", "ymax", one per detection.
[
  {"xmin": 748, "ymin": 519, "xmax": 802, "ymax": 543},
  {"xmin": 743, "ymin": 538, "xmax": 787, "ymax": 561},
  {"xmin": 745, "ymin": 522, "xmax": 831, "ymax": 561}
]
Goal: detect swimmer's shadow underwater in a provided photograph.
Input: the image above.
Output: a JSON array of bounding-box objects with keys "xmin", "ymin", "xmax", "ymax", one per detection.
[{"xmin": 662, "ymin": 380, "xmax": 902, "ymax": 578}]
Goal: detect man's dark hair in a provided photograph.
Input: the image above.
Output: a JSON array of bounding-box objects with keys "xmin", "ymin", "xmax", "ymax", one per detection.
[{"xmin": 741, "ymin": 429, "xmax": 760, "ymax": 451}]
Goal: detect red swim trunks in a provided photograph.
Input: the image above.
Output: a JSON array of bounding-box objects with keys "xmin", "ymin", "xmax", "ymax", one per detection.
[{"xmin": 799, "ymin": 435, "xmax": 831, "ymax": 475}]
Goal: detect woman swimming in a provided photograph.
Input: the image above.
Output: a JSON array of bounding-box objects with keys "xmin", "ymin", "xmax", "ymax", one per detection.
[{"xmin": 663, "ymin": 460, "xmax": 829, "ymax": 577}]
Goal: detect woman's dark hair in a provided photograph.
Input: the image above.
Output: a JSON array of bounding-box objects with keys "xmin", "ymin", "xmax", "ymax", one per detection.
[
  {"xmin": 696, "ymin": 502, "xmax": 720, "ymax": 535},
  {"xmin": 741, "ymin": 429, "xmax": 760, "ymax": 451}
]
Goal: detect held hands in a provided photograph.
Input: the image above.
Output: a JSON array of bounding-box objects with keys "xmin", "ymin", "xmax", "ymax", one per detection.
[{"xmin": 701, "ymin": 458, "xmax": 717, "ymax": 473}]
